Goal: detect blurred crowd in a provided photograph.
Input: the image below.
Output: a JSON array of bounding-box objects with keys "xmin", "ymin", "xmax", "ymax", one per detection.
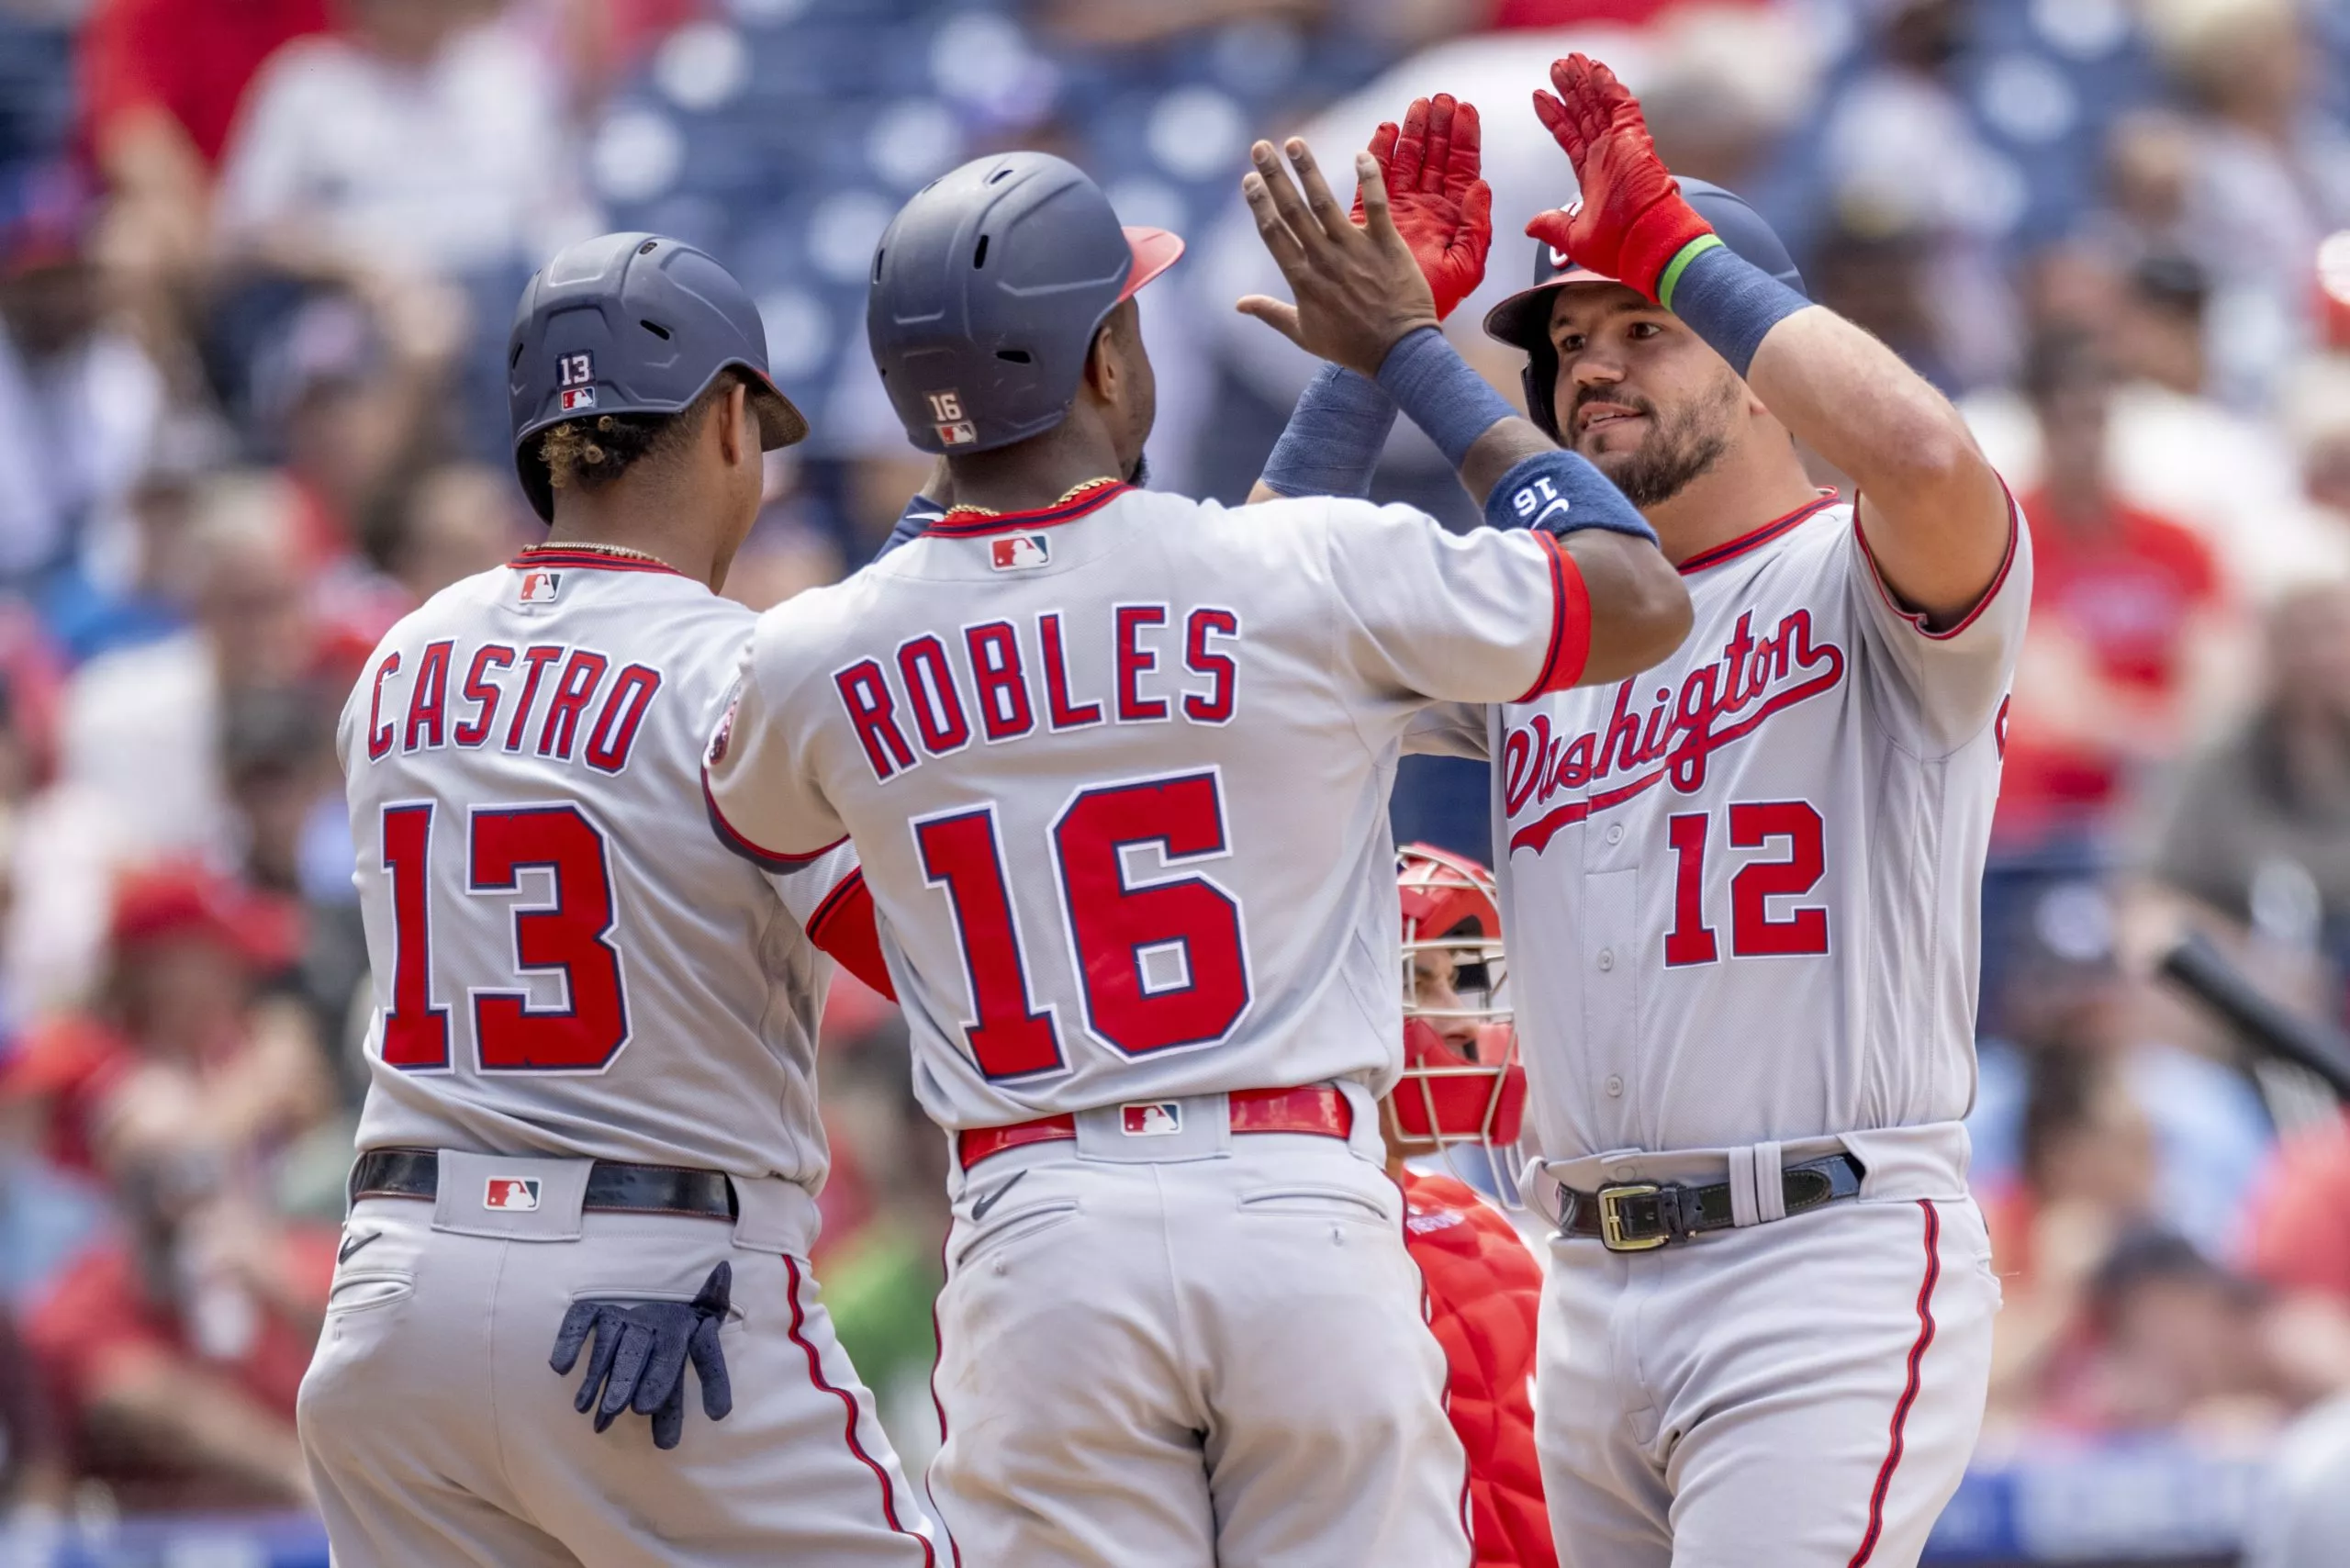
[{"xmin": 0, "ymin": 0, "xmax": 2346, "ymax": 1538}]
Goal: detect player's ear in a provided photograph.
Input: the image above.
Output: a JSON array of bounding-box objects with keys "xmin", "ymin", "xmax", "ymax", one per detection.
[
  {"xmin": 715, "ymin": 381, "xmax": 753, "ymax": 468},
  {"xmin": 1083, "ymin": 319, "xmax": 1121, "ymax": 406}
]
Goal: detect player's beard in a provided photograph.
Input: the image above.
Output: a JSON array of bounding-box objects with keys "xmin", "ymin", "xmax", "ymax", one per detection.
[{"xmin": 1573, "ymin": 375, "xmax": 1740, "ymax": 509}]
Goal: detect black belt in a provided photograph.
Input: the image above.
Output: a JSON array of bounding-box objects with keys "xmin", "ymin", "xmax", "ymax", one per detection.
[
  {"xmin": 349, "ymin": 1148, "xmax": 737, "ymax": 1219},
  {"xmin": 1561, "ymin": 1153, "xmax": 1864, "ymax": 1251}
]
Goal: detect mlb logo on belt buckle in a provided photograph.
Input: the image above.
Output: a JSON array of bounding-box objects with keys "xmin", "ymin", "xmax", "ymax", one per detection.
[
  {"xmin": 518, "ymin": 570, "xmax": 562, "ymax": 605},
  {"xmin": 485, "ymin": 1176, "xmax": 542, "ymax": 1212},
  {"xmin": 1121, "ymin": 1102, "xmax": 1181, "ymax": 1137},
  {"xmin": 990, "ymin": 533, "xmax": 1050, "ymax": 571}
]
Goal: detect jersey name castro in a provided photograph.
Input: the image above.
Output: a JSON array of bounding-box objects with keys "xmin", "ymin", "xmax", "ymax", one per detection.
[
  {"xmin": 705, "ymin": 483, "xmax": 1586, "ymax": 1131},
  {"xmin": 341, "ymin": 552, "xmax": 862, "ymax": 1183},
  {"xmin": 1421, "ymin": 497, "xmax": 2030, "ymax": 1162}
]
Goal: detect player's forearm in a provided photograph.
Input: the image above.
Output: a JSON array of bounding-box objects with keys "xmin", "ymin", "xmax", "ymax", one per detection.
[
  {"xmin": 1740, "ymin": 309, "xmax": 2009, "ymax": 621},
  {"xmin": 1562, "ymin": 528, "xmax": 1694, "ymax": 684},
  {"xmin": 1744, "ymin": 308, "xmax": 1998, "ymax": 529}
]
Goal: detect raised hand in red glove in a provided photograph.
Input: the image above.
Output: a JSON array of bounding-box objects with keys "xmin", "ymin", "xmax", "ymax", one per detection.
[
  {"xmin": 1525, "ymin": 55, "xmax": 1712, "ymax": 305},
  {"xmin": 1348, "ymin": 93, "xmax": 1492, "ymax": 321}
]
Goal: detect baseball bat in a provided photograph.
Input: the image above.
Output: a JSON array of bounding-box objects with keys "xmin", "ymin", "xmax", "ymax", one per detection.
[{"xmin": 2156, "ymin": 931, "xmax": 2350, "ymax": 1102}]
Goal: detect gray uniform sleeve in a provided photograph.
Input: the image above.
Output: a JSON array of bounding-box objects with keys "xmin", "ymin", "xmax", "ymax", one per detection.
[
  {"xmin": 1402, "ymin": 702, "xmax": 1494, "ymax": 761},
  {"xmin": 701, "ymin": 617, "xmax": 851, "ymax": 869},
  {"xmin": 1845, "ymin": 493, "xmax": 2032, "ymax": 757},
  {"xmin": 1322, "ymin": 498, "xmax": 1586, "ymax": 705}
]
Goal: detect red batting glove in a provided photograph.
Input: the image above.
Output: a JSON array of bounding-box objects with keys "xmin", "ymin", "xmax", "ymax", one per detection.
[
  {"xmin": 1349, "ymin": 93, "xmax": 1493, "ymax": 321},
  {"xmin": 1526, "ymin": 55, "xmax": 1711, "ymax": 303}
]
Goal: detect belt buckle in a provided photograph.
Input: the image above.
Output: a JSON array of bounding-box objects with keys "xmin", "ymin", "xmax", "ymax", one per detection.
[{"xmin": 1596, "ymin": 1182, "xmax": 1673, "ymax": 1252}]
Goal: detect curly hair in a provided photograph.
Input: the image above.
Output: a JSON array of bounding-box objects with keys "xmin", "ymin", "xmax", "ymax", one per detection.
[{"xmin": 536, "ymin": 370, "xmax": 747, "ymax": 497}]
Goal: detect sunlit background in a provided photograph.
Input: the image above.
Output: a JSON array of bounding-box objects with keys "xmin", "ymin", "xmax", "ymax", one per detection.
[{"xmin": 1, "ymin": 0, "xmax": 2349, "ymax": 1562}]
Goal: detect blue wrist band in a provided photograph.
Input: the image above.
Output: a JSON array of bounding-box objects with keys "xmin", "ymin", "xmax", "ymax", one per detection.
[
  {"xmin": 1485, "ymin": 449, "xmax": 1660, "ymax": 547},
  {"xmin": 1260, "ymin": 364, "xmax": 1397, "ymax": 498},
  {"xmin": 1374, "ymin": 327, "xmax": 1516, "ymax": 468},
  {"xmin": 1659, "ymin": 239, "xmax": 1808, "ymax": 379}
]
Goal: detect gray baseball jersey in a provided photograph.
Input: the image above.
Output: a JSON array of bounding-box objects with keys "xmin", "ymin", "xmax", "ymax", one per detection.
[
  {"xmin": 1412, "ymin": 496, "xmax": 2031, "ymax": 1162},
  {"xmin": 701, "ymin": 481, "xmax": 1587, "ymax": 1131},
  {"xmin": 340, "ymin": 547, "xmax": 869, "ymax": 1184}
]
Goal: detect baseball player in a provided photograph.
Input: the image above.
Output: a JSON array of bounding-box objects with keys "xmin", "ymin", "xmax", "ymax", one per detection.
[
  {"xmin": 1277, "ymin": 58, "xmax": 2022, "ymax": 1567},
  {"xmin": 1387, "ymin": 845, "xmax": 1554, "ymax": 1568},
  {"xmin": 299, "ymin": 233, "xmax": 935, "ymax": 1566},
  {"xmin": 701, "ymin": 141, "xmax": 1691, "ymax": 1566}
]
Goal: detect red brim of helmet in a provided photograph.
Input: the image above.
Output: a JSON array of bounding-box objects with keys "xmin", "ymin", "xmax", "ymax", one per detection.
[
  {"xmin": 1482, "ymin": 265, "xmax": 1627, "ymax": 352},
  {"xmin": 1118, "ymin": 227, "xmax": 1186, "ymax": 304}
]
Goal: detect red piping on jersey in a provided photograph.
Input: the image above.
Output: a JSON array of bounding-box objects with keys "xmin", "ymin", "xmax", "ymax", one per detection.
[
  {"xmin": 926, "ymin": 1232, "xmax": 965, "ymax": 1567},
  {"xmin": 783, "ymin": 1255, "xmax": 938, "ymax": 1565},
  {"xmin": 701, "ymin": 768, "xmax": 847, "ymax": 871},
  {"xmin": 806, "ymin": 868, "xmax": 898, "ymax": 1002},
  {"xmin": 1675, "ymin": 494, "xmax": 1840, "ymax": 575},
  {"xmin": 920, "ymin": 481, "xmax": 1132, "ymax": 539},
  {"xmin": 509, "ymin": 545, "xmax": 689, "ymax": 578},
  {"xmin": 1847, "ymin": 1201, "xmax": 1942, "ymax": 1568},
  {"xmin": 1852, "ymin": 482, "xmax": 2021, "ymax": 641},
  {"xmin": 1514, "ymin": 533, "xmax": 1594, "ymax": 702}
]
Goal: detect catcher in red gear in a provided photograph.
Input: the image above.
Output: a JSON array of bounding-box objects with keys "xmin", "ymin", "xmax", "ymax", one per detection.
[{"xmin": 1383, "ymin": 846, "xmax": 1556, "ymax": 1568}]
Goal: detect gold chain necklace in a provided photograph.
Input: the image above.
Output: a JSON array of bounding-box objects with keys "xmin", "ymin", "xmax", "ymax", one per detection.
[
  {"xmin": 941, "ymin": 476, "xmax": 1119, "ymax": 520},
  {"xmin": 532, "ymin": 541, "xmax": 677, "ymax": 570}
]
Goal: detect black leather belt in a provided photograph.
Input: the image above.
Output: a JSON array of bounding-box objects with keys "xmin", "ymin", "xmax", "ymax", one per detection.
[
  {"xmin": 349, "ymin": 1148, "xmax": 737, "ymax": 1219},
  {"xmin": 1561, "ymin": 1153, "xmax": 1864, "ymax": 1251}
]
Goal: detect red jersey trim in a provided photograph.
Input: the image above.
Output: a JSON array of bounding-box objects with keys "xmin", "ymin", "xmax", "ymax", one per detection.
[
  {"xmin": 701, "ymin": 769, "xmax": 847, "ymax": 871},
  {"xmin": 1514, "ymin": 533, "xmax": 1594, "ymax": 701},
  {"xmin": 1676, "ymin": 494, "xmax": 1841, "ymax": 575},
  {"xmin": 509, "ymin": 546, "xmax": 689, "ymax": 579},
  {"xmin": 805, "ymin": 868, "xmax": 897, "ymax": 1002},
  {"xmin": 921, "ymin": 482, "xmax": 1132, "ymax": 539},
  {"xmin": 1847, "ymin": 1200, "xmax": 1942, "ymax": 1568},
  {"xmin": 1852, "ymin": 483, "xmax": 2021, "ymax": 641}
]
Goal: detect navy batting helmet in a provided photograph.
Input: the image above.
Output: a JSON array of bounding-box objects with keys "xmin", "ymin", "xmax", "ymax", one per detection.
[
  {"xmin": 509, "ymin": 231, "xmax": 808, "ymax": 521},
  {"xmin": 1483, "ymin": 180, "xmax": 1804, "ymax": 442},
  {"xmin": 867, "ymin": 152, "xmax": 1183, "ymax": 455}
]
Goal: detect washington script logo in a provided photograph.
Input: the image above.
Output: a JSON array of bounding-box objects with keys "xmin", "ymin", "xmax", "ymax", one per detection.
[{"xmin": 1505, "ymin": 608, "xmax": 1844, "ymax": 856}]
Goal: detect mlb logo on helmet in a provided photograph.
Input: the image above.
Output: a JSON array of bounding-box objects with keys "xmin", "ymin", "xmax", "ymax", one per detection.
[
  {"xmin": 560, "ymin": 386, "xmax": 597, "ymax": 411},
  {"xmin": 485, "ymin": 1176, "xmax": 542, "ymax": 1212},
  {"xmin": 1121, "ymin": 1102, "xmax": 1182, "ymax": 1137},
  {"xmin": 990, "ymin": 534, "xmax": 1050, "ymax": 571},
  {"xmin": 926, "ymin": 389, "xmax": 976, "ymax": 447},
  {"xmin": 518, "ymin": 571, "xmax": 562, "ymax": 605}
]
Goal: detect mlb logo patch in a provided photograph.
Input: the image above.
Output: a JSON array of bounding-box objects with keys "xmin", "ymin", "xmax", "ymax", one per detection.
[
  {"xmin": 936, "ymin": 420, "xmax": 978, "ymax": 446},
  {"xmin": 560, "ymin": 386, "xmax": 597, "ymax": 411},
  {"xmin": 1121, "ymin": 1102, "xmax": 1182, "ymax": 1137},
  {"xmin": 990, "ymin": 534, "xmax": 1050, "ymax": 571},
  {"xmin": 484, "ymin": 1176, "xmax": 542, "ymax": 1212},
  {"xmin": 518, "ymin": 570, "xmax": 562, "ymax": 605}
]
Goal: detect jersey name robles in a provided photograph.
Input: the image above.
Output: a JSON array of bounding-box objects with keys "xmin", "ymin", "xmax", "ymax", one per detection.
[
  {"xmin": 705, "ymin": 482, "xmax": 1587, "ymax": 1131},
  {"xmin": 1416, "ymin": 496, "xmax": 2030, "ymax": 1162},
  {"xmin": 341, "ymin": 549, "xmax": 867, "ymax": 1182}
]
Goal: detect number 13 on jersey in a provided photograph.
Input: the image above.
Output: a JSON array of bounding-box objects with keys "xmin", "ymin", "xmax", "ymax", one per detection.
[
  {"xmin": 913, "ymin": 768, "xmax": 1253, "ymax": 1080},
  {"xmin": 377, "ymin": 800, "xmax": 632, "ymax": 1073}
]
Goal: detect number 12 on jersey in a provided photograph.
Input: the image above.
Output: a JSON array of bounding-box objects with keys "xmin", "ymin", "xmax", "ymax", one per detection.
[{"xmin": 914, "ymin": 768, "xmax": 1252, "ymax": 1080}]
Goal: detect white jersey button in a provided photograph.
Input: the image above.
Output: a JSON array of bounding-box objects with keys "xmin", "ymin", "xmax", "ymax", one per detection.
[
  {"xmin": 1605, "ymin": 823, "xmax": 1624, "ymax": 846},
  {"xmin": 1596, "ymin": 948, "xmax": 1614, "ymax": 972},
  {"xmin": 1605, "ymin": 1075, "xmax": 1623, "ymax": 1097}
]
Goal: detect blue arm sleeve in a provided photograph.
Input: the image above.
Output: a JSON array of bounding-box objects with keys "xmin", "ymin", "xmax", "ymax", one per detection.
[{"xmin": 1259, "ymin": 364, "xmax": 1397, "ymax": 499}]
